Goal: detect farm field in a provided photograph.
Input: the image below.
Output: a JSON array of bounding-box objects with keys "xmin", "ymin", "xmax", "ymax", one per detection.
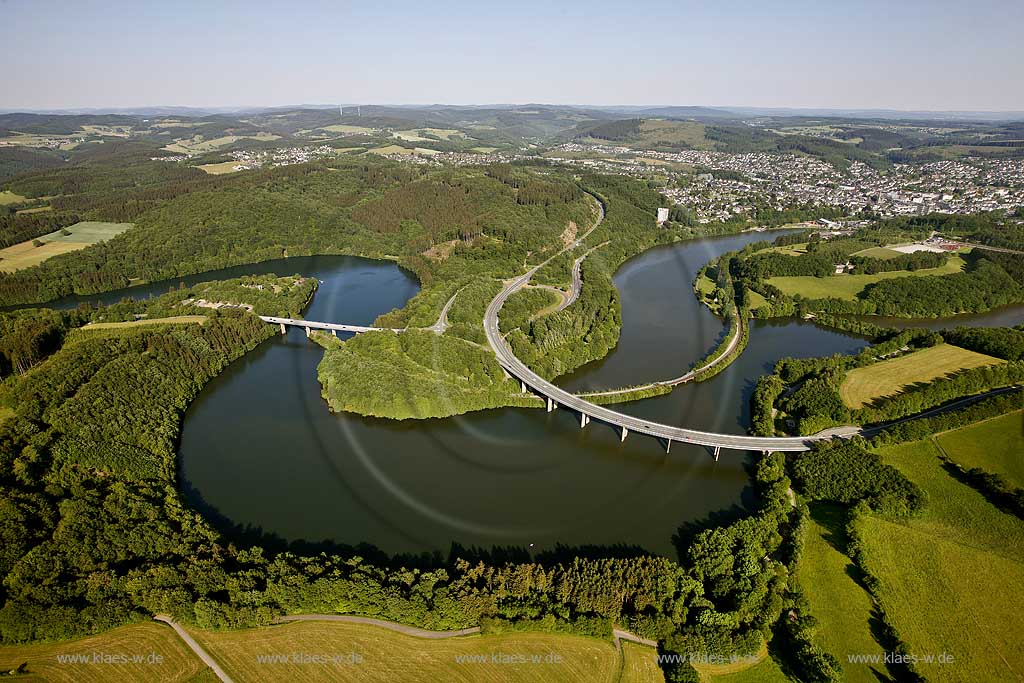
[
  {"xmin": 0, "ymin": 133, "xmax": 81, "ymax": 149},
  {"xmin": 392, "ymin": 128, "xmax": 464, "ymax": 142},
  {"xmin": 16, "ymin": 205, "xmax": 53, "ymax": 214},
  {"xmin": 0, "ymin": 190, "xmax": 28, "ymax": 204},
  {"xmin": 81, "ymin": 315, "xmax": 208, "ymax": 331},
  {"xmin": 801, "ymin": 505, "xmax": 885, "ymax": 683},
  {"xmin": 839, "ymin": 343, "xmax": 1003, "ymax": 408},
  {"xmin": 192, "ymin": 620, "xmax": 629, "ymax": 683},
  {"xmin": 316, "ymin": 124, "xmax": 379, "ymax": 135},
  {"xmin": 472, "ymin": 146, "xmax": 499, "ymax": 153},
  {"xmin": 368, "ymin": 145, "xmax": 439, "ymax": 156},
  {"xmin": 197, "ymin": 161, "xmax": 244, "ymax": 174},
  {"xmin": 162, "ymin": 133, "xmax": 279, "ymax": 154},
  {"xmin": 619, "ymin": 641, "xmax": 664, "ymax": 683},
  {"xmin": 0, "ymin": 622, "xmax": 207, "ymax": 683},
  {"xmin": 934, "ymin": 410, "xmax": 1024, "ymax": 487},
  {"xmin": 855, "ymin": 437, "xmax": 1024, "ymax": 682},
  {"xmin": 631, "ymin": 119, "xmax": 712, "ymax": 150},
  {"xmin": 766, "ymin": 254, "xmax": 965, "ymax": 301},
  {"xmin": 0, "ymin": 221, "xmax": 133, "ymax": 272}
]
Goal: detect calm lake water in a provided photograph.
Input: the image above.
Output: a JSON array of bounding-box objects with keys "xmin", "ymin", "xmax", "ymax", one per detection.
[{"xmin": 41, "ymin": 235, "xmax": 1019, "ymax": 559}]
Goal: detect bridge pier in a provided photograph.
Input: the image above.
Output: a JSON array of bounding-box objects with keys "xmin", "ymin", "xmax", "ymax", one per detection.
[
  {"xmin": 620, "ymin": 426, "xmax": 628, "ymax": 443},
  {"xmin": 580, "ymin": 413, "xmax": 589, "ymax": 428},
  {"xmin": 713, "ymin": 445, "xmax": 721, "ymax": 461},
  {"xmin": 546, "ymin": 397, "xmax": 556, "ymax": 413},
  {"xmin": 521, "ymin": 380, "xmax": 527, "ymax": 393},
  {"xmin": 665, "ymin": 438, "xmax": 671, "ymax": 453},
  {"xmin": 279, "ymin": 323, "xmax": 287, "ymax": 335},
  {"xmin": 304, "ymin": 326, "xmax": 311, "ymax": 338}
]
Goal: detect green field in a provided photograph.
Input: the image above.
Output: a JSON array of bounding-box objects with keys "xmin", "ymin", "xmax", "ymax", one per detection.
[
  {"xmin": 701, "ymin": 655, "xmax": 793, "ymax": 683},
  {"xmin": 633, "ymin": 120, "xmax": 712, "ymax": 150},
  {"xmin": 197, "ymin": 161, "xmax": 244, "ymax": 175},
  {"xmin": 850, "ymin": 245, "xmax": 903, "ymax": 260},
  {"xmin": 0, "ymin": 189, "xmax": 28, "ymax": 205},
  {"xmin": 317, "ymin": 124, "xmax": 379, "ymax": 135},
  {"xmin": 855, "ymin": 437, "xmax": 1024, "ymax": 681},
  {"xmin": 802, "ymin": 505, "xmax": 885, "ymax": 683},
  {"xmin": 619, "ymin": 641, "xmax": 664, "ymax": 683},
  {"xmin": 763, "ymin": 242, "xmax": 808, "ymax": 256},
  {"xmin": 193, "ymin": 621, "xmax": 629, "ymax": 683},
  {"xmin": 162, "ymin": 133, "xmax": 279, "ymax": 154},
  {"xmin": 0, "ymin": 221, "xmax": 133, "ymax": 272},
  {"xmin": 747, "ymin": 289, "xmax": 770, "ymax": 310},
  {"xmin": 16, "ymin": 205, "xmax": 53, "ymax": 214},
  {"xmin": 0, "ymin": 622, "xmax": 207, "ymax": 682},
  {"xmin": 839, "ymin": 343, "xmax": 1004, "ymax": 408},
  {"xmin": 934, "ymin": 410, "xmax": 1024, "ymax": 487},
  {"xmin": 368, "ymin": 145, "xmax": 439, "ymax": 156},
  {"xmin": 766, "ymin": 254, "xmax": 966, "ymax": 301}
]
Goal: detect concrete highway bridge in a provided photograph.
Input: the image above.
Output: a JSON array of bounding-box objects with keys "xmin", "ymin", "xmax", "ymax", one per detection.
[
  {"xmin": 259, "ymin": 315, "xmax": 402, "ymax": 336},
  {"xmin": 483, "ymin": 267, "xmax": 819, "ymax": 457}
]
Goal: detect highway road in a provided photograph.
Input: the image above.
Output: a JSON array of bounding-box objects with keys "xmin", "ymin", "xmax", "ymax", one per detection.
[{"xmin": 481, "ymin": 199, "xmax": 819, "ymax": 454}]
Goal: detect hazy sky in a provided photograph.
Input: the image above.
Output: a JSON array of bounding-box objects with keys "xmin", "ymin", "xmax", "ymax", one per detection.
[{"xmin": 2, "ymin": 0, "xmax": 1022, "ymax": 111}]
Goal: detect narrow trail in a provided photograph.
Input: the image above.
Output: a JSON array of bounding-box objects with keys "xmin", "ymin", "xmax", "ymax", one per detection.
[
  {"xmin": 272, "ymin": 614, "xmax": 481, "ymax": 639},
  {"xmin": 154, "ymin": 614, "xmax": 235, "ymax": 683}
]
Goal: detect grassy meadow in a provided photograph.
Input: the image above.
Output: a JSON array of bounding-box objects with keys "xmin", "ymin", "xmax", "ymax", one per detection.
[
  {"xmin": 700, "ymin": 655, "xmax": 793, "ymax": 683},
  {"xmin": 854, "ymin": 436, "xmax": 1024, "ymax": 681},
  {"xmin": 0, "ymin": 221, "xmax": 132, "ymax": 272},
  {"xmin": 850, "ymin": 245, "xmax": 903, "ymax": 260},
  {"xmin": 934, "ymin": 410, "xmax": 1024, "ymax": 487},
  {"xmin": 766, "ymin": 254, "xmax": 966, "ymax": 301},
  {"xmin": 0, "ymin": 622, "xmax": 208, "ymax": 683},
  {"xmin": 801, "ymin": 505, "xmax": 885, "ymax": 683},
  {"xmin": 839, "ymin": 343, "xmax": 1004, "ymax": 408},
  {"xmin": 0, "ymin": 190, "xmax": 28, "ymax": 205}
]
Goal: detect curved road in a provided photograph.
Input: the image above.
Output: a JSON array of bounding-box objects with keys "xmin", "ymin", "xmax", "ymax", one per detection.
[{"xmin": 482, "ymin": 198, "xmax": 818, "ymax": 453}]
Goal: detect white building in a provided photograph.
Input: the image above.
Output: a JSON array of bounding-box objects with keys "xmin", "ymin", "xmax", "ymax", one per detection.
[{"xmin": 656, "ymin": 207, "xmax": 670, "ymax": 224}]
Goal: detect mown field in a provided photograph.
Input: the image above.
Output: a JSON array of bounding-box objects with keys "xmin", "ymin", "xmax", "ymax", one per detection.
[
  {"xmin": 839, "ymin": 343, "xmax": 1003, "ymax": 408},
  {"xmin": 192, "ymin": 621, "xmax": 629, "ymax": 683},
  {"xmin": 934, "ymin": 410, "xmax": 1024, "ymax": 487},
  {"xmin": 0, "ymin": 221, "xmax": 133, "ymax": 272},
  {"xmin": 81, "ymin": 315, "xmax": 208, "ymax": 331},
  {"xmin": 850, "ymin": 245, "xmax": 902, "ymax": 260},
  {"xmin": 855, "ymin": 436, "xmax": 1024, "ymax": 682},
  {"xmin": 0, "ymin": 622, "xmax": 208, "ymax": 682},
  {"xmin": 801, "ymin": 505, "xmax": 885, "ymax": 683},
  {"xmin": 619, "ymin": 641, "xmax": 664, "ymax": 683},
  {"xmin": 766, "ymin": 254, "xmax": 966, "ymax": 301}
]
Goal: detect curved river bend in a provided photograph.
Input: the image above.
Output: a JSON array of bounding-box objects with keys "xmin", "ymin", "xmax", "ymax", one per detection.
[{"xmin": 115, "ymin": 237, "xmax": 1016, "ymax": 558}]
